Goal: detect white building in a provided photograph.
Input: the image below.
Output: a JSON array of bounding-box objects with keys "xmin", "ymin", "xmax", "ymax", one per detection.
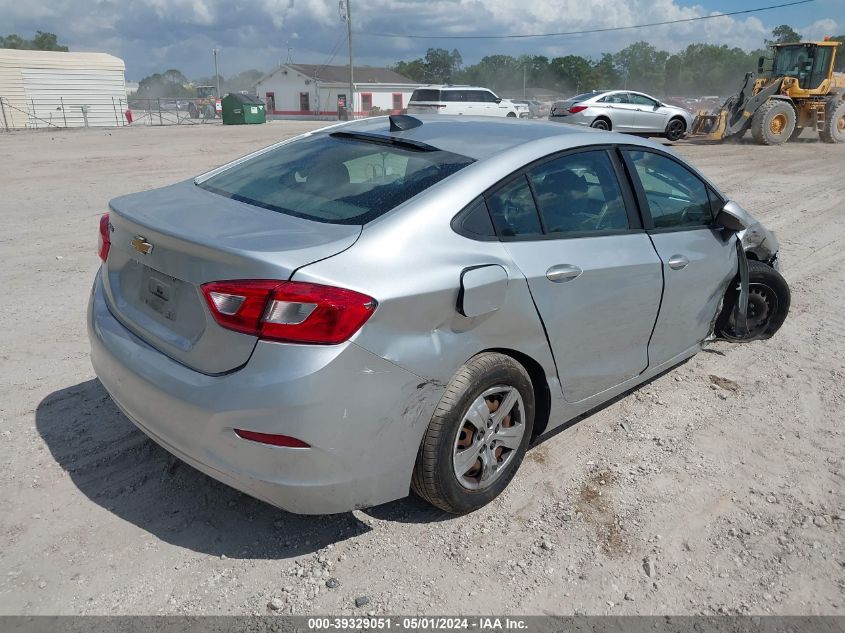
[
  {"xmin": 253, "ymin": 63, "xmax": 419, "ymax": 117},
  {"xmin": 0, "ymin": 49, "xmax": 127, "ymax": 129}
]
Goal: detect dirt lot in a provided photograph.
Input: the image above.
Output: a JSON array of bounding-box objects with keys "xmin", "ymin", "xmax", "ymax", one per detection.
[{"xmin": 0, "ymin": 121, "xmax": 843, "ymax": 616}]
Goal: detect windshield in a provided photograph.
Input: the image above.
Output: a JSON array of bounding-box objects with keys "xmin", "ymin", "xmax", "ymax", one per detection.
[{"xmin": 197, "ymin": 134, "xmax": 474, "ymax": 224}]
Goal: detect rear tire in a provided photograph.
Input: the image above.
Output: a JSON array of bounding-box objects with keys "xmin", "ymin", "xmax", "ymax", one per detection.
[
  {"xmin": 820, "ymin": 98, "xmax": 845, "ymax": 143},
  {"xmin": 590, "ymin": 118, "xmax": 611, "ymax": 131},
  {"xmin": 751, "ymin": 99, "xmax": 796, "ymax": 145},
  {"xmin": 506, "ymin": 112, "xmax": 517, "ymax": 118},
  {"xmin": 665, "ymin": 117, "xmax": 686, "ymax": 141},
  {"xmin": 411, "ymin": 353, "xmax": 535, "ymax": 514},
  {"xmin": 716, "ymin": 260, "xmax": 790, "ymax": 342}
]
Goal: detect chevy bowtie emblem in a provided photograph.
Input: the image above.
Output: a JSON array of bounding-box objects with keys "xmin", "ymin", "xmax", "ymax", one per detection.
[{"xmin": 131, "ymin": 236, "xmax": 154, "ymax": 255}]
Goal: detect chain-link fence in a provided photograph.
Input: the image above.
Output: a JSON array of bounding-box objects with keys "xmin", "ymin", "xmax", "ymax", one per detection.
[
  {"xmin": 126, "ymin": 98, "xmax": 222, "ymax": 126},
  {"xmin": 0, "ymin": 96, "xmax": 223, "ymax": 130}
]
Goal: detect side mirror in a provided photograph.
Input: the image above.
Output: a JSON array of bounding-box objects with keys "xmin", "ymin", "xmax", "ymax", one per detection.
[
  {"xmin": 494, "ymin": 98, "xmax": 502, "ymax": 104},
  {"xmin": 716, "ymin": 200, "xmax": 752, "ymax": 231}
]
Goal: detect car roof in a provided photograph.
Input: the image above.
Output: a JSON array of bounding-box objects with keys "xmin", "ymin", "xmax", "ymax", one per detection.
[
  {"xmin": 414, "ymin": 85, "xmax": 493, "ymax": 91},
  {"xmin": 318, "ymin": 114, "xmax": 668, "ymax": 161}
]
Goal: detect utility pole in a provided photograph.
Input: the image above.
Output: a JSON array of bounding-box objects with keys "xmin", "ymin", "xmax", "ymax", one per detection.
[
  {"xmin": 342, "ymin": 0, "xmax": 354, "ymax": 119},
  {"xmin": 523, "ymin": 64, "xmax": 527, "ymax": 99},
  {"xmin": 213, "ymin": 48, "xmax": 221, "ymax": 99}
]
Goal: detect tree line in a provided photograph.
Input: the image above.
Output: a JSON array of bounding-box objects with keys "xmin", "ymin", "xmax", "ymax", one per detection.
[
  {"xmin": 3, "ymin": 27, "xmax": 842, "ymax": 101},
  {"xmin": 0, "ymin": 31, "xmax": 68, "ymax": 51},
  {"xmin": 393, "ymin": 26, "xmax": 845, "ymax": 98}
]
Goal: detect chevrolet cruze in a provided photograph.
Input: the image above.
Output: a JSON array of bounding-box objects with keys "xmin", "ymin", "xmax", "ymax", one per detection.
[{"xmin": 88, "ymin": 115, "xmax": 789, "ymax": 515}]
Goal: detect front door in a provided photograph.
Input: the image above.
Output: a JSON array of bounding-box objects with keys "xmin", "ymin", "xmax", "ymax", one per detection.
[
  {"xmin": 486, "ymin": 148, "xmax": 663, "ymax": 403},
  {"xmin": 623, "ymin": 148, "xmax": 737, "ymax": 366},
  {"xmin": 627, "ymin": 93, "xmax": 668, "ymax": 133}
]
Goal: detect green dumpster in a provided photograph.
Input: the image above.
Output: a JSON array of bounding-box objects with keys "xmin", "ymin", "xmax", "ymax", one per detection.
[{"xmin": 221, "ymin": 93, "xmax": 266, "ymax": 125}]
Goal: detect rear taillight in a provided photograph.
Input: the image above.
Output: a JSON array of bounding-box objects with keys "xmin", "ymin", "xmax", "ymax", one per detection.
[
  {"xmin": 98, "ymin": 213, "xmax": 111, "ymax": 261},
  {"xmin": 201, "ymin": 280, "xmax": 376, "ymax": 344},
  {"xmin": 568, "ymin": 105, "xmax": 588, "ymax": 114}
]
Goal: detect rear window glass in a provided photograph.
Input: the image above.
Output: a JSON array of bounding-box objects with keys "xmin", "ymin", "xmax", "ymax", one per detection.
[
  {"xmin": 410, "ymin": 89, "xmax": 441, "ymax": 102},
  {"xmin": 197, "ymin": 134, "xmax": 474, "ymax": 225}
]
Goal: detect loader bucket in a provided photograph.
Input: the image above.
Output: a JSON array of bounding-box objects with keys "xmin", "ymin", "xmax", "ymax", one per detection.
[{"xmin": 690, "ymin": 108, "xmax": 728, "ymax": 141}]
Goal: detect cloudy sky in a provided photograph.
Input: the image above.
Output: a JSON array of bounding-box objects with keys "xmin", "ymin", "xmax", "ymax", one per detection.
[{"xmin": 1, "ymin": 0, "xmax": 841, "ymax": 80}]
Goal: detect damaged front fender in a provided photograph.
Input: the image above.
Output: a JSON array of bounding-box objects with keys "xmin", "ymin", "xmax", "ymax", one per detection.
[{"xmin": 739, "ymin": 220, "xmax": 780, "ymax": 269}]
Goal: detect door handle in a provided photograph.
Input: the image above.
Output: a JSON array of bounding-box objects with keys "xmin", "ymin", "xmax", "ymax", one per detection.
[
  {"xmin": 667, "ymin": 254, "xmax": 689, "ymax": 270},
  {"xmin": 546, "ymin": 264, "xmax": 583, "ymax": 283}
]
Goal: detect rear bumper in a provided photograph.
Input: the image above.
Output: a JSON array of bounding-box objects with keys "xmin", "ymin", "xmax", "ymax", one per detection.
[
  {"xmin": 548, "ymin": 114, "xmax": 590, "ymax": 126},
  {"xmin": 87, "ymin": 271, "xmax": 442, "ymax": 514}
]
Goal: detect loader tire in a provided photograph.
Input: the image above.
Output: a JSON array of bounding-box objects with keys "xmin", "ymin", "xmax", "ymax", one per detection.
[
  {"xmin": 751, "ymin": 99, "xmax": 796, "ymax": 145},
  {"xmin": 820, "ymin": 99, "xmax": 845, "ymax": 144}
]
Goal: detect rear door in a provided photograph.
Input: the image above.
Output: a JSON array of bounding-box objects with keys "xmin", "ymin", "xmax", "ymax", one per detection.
[
  {"xmin": 442, "ymin": 90, "xmax": 473, "ymax": 115},
  {"xmin": 487, "ymin": 148, "xmax": 663, "ymax": 403},
  {"xmin": 622, "ymin": 148, "xmax": 736, "ymax": 366},
  {"xmin": 598, "ymin": 93, "xmax": 635, "ymax": 131}
]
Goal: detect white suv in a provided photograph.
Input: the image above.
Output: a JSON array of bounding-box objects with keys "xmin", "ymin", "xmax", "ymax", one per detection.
[{"xmin": 407, "ymin": 86, "xmax": 528, "ymax": 118}]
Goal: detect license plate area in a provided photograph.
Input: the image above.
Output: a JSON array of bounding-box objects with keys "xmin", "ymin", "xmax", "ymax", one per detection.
[{"xmin": 140, "ymin": 266, "xmax": 182, "ymax": 321}]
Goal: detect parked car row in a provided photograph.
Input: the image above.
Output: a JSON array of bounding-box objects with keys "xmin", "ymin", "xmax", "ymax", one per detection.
[{"xmin": 407, "ymin": 86, "xmax": 696, "ymax": 141}]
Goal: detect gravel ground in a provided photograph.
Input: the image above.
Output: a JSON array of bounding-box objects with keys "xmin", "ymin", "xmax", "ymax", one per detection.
[{"xmin": 0, "ymin": 122, "xmax": 842, "ymax": 616}]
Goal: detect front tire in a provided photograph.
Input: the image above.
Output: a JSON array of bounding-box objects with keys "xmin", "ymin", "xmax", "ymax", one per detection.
[
  {"xmin": 716, "ymin": 260, "xmax": 790, "ymax": 342},
  {"xmin": 412, "ymin": 353, "xmax": 535, "ymax": 514},
  {"xmin": 751, "ymin": 99, "xmax": 796, "ymax": 145},
  {"xmin": 665, "ymin": 117, "xmax": 686, "ymax": 141}
]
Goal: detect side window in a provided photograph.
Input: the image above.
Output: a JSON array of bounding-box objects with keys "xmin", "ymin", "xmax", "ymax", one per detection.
[
  {"xmin": 452, "ymin": 197, "xmax": 496, "ymax": 239},
  {"xmin": 481, "ymin": 91, "xmax": 499, "ymax": 103},
  {"xmin": 627, "ymin": 150, "xmax": 713, "ymax": 228},
  {"xmin": 528, "ymin": 151, "xmax": 629, "ymax": 234},
  {"xmin": 486, "ymin": 175, "xmax": 543, "ymax": 238},
  {"xmin": 707, "ymin": 187, "xmax": 724, "ymax": 219},
  {"xmin": 629, "ymin": 94, "xmax": 658, "ymax": 107}
]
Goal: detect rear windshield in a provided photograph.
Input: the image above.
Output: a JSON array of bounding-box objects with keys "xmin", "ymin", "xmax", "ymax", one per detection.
[
  {"xmin": 409, "ymin": 89, "xmax": 441, "ymax": 102},
  {"xmin": 197, "ymin": 133, "xmax": 474, "ymax": 224},
  {"xmin": 570, "ymin": 92, "xmax": 596, "ymax": 103}
]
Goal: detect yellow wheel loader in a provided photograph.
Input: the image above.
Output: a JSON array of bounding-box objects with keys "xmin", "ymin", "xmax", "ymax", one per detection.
[{"xmin": 691, "ymin": 39, "xmax": 844, "ymax": 145}]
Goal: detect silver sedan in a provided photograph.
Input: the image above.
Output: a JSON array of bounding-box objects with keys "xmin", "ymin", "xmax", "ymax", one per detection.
[
  {"xmin": 549, "ymin": 90, "xmax": 694, "ymax": 141},
  {"xmin": 88, "ymin": 115, "xmax": 788, "ymax": 515}
]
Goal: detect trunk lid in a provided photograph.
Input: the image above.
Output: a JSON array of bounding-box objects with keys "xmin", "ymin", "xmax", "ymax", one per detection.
[{"xmin": 103, "ymin": 180, "xmax": 361, "ymax": 374}]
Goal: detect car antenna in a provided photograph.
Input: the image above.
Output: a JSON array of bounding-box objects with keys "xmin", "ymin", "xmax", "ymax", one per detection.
[{"xmin": 389, "ymin": 115, "xmax": 423, "ymax": 132}]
